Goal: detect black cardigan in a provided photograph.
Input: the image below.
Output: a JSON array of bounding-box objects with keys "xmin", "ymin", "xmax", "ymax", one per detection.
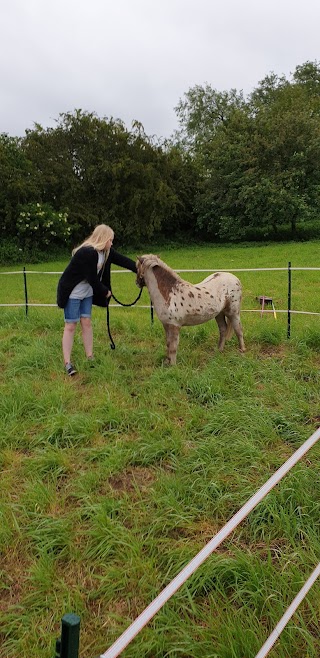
[{"xmin": 57, "ymin": 246, "xmax": 137, "ymax": 308}]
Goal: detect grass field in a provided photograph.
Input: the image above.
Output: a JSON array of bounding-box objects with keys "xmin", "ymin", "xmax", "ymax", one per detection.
[{"xmin": 0, "ymin": 241, "xmax": 320, "ymax": 658}]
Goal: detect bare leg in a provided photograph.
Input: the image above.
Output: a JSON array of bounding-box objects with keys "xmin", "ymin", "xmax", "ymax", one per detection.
[
  {"xmin": 62, "ymin": 322, "xmax": 77, "ymax": 364},
  {"xmin": 163, "ymin": 323, "xmax": 180, "ymax": 365},
  {"xmin": 80, "ymin": 317, "xmax": 93, "ymax": 357},
  {"xmin": 215, "ymin": 312, "xmax": 228, "ymax": 352}
]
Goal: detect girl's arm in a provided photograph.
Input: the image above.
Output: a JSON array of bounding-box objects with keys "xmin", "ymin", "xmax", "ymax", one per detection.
[{"xmin": 109, "ymin": 248, "xmax": 137, "ymax": 273}]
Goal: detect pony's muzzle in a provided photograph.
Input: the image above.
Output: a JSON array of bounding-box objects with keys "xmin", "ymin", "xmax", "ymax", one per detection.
[{"xmin": 135, "ymin": 275, "xmax": 145, "ymax": 288}]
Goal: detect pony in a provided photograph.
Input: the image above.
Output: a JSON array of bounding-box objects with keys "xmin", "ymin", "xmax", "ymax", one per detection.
[{"xmin": 136, "ymin": 254, "xmax": 245, "ymax": 365}]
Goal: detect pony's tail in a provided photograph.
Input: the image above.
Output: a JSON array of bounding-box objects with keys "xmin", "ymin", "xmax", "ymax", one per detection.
[{"xmin": 225, "ymin": 317, "xmax": 234, "ymax": 341}]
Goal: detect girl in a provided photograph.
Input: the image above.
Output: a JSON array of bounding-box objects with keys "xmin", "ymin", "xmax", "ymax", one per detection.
[{"xmin": 57, "ymin": 224, "xmax": 137, "ymax": 376}]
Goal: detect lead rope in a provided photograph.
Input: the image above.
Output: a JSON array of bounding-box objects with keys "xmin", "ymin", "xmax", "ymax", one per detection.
[{"xmin": 106, "ymin": 288, "xmax": 143, "ymax": 349}]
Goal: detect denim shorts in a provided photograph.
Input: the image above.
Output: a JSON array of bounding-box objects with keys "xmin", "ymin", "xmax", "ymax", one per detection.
[{"xmin": 64, "ymin": 296, "xmax": 93, "ymax": 322}]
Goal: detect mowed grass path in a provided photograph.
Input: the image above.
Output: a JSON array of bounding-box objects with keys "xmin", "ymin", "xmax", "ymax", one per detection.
[{"xmin": 0, "ymin": 241, "xmax": 320, "ymax": 658}]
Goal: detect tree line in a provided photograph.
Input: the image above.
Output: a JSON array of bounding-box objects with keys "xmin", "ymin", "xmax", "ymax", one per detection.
[{"xmin": 1, "ymin": 61, "xmax": 320, "ymax": 262}]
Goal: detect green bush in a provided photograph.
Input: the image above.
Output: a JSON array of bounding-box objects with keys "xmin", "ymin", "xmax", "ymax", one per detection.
[
  {"xmin": 16, "ymin": 202, "xmax": 71, "ymax": 249},
  {"xmin": 0, "ymin": 237, "xmax": 68, "ymax": 265},
  {"xmin": 0, "ymin": 238, "xmax": 21, "ymax": 265}
]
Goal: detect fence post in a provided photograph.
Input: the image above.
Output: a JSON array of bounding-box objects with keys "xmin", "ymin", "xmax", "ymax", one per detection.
[
  {"xmin": 287, "ymin": 261, "xmax": 291, "ymax": 339},
  {"xmin": 23, "ymin": 266, "xmax": 28, "ymax": 317},
  {"xmin": 55, "ymin": 613, "xmax": 80, "ymax": 658}
]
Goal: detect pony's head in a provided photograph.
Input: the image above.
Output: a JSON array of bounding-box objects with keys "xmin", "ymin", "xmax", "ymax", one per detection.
[
  {"xmin": 136, "ymin": 256, "xmax": 146, "ymax": 288},
  {"xmin": 136, "ymin": 255, "xmax": 161, "ymax": 288}
]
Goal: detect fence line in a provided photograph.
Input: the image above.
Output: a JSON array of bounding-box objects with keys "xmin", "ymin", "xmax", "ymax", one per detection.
[
  {"xmin": 255, "ymin": 562, "xmax": 320, "ymax": 658},
  {"xmin": 2, "ymin": 264, "xmax": 320, "ymax": 337},
  {"xmin": 2, "ymin": 265, "xmax": 320, "ymax": 314},
  {"xmin": 99, "ymin": 426, "xmax": 320, "ymax": 658},
  {"xmin": 2, "ymin": 303, "xmax": 320, "ymax": 318},
  {"xmin": 2, "ymin": 266, "xmax": 320, "ymax": 274}
]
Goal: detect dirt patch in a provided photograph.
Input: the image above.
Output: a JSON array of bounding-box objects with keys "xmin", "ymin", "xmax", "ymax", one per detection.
[
  {"xmin": 258, "ymin": 344, "xmax": 287, "ymax": 358},
  {"xmin": 100, "ymin": 595, "xmax": 145, "ymax": 628},
  {"xmin": 306, "ymin": 415, "xmax": 320, "ymax": 427},
  {"xmin": 108, "ymin": 467, "xmax": 156, "ymax": 495},
  {"xmin": 0, "ymin": 552, "xmax": 30, "ymax": 613}
]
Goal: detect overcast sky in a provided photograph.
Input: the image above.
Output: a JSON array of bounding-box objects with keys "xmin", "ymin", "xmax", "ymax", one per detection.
[{"xmin": 1, "ymin": 0, "xmax": 320, "ymax": 140}]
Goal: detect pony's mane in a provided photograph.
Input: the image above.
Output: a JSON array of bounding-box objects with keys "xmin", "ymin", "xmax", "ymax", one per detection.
[{"xmin": 140, "ymin": 254, "xmax": 182, "ymax": 282}]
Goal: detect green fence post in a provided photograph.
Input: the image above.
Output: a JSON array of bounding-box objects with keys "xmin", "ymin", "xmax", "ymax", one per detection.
[
  {"xmin": 55, "ymin": 613, "xmax": 80, "ymax": 658},
  {"xmin": 287, "ymin": 261, "xmax": 291, "ymax": 339},
  {"xmin": 23, "ymin": 266, "xmax": 28, "ymax": 317}
]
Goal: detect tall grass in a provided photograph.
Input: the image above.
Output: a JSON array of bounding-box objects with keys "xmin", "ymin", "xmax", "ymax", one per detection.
[{"xmin": 0, "ymin": 241, "xmax": 320, "ymax": 658}]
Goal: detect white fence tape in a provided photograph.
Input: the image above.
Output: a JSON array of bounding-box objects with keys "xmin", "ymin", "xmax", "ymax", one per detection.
[
  {"xmin": 2, "ymin": 267, "xmax": 320, "ymax": 317},
  {"xmin": 99, "ymin": 427, "xmax": 320, "ymax": 658},
  {"xmin": 2, "ymin": 304, "xmax": 320, "ymax": 316},
  {"xmin": 2, "ymin": 267, "xmax": 320, "ymax": 274},
  {"xmin": 255, "ymin": 562, "xmax": 320, "ymax": 658}
]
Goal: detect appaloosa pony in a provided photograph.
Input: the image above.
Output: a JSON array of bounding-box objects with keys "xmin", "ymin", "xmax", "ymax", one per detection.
[{"xmin": 136, "ymin": 254, "xmax": 245, "ymax": 365}]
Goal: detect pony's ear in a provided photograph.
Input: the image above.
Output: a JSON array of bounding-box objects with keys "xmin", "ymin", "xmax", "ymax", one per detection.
[{"xmin": 137, "ymin": 256, "xmax": 144, "ymax": 264}]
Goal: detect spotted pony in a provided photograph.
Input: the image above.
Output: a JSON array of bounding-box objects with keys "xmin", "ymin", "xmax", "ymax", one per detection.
[{"xmin": 136, "ymin": 254, "xmax": 246, "ymax": 365}]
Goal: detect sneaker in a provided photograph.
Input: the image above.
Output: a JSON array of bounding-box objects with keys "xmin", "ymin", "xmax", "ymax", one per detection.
[
  {"xmin": 65, "ymin": 362, "xmax": 77, "ymax": 376},
  {"xmin": 87, "ymin": 356, "xmax": 95, "ymax": 367}
]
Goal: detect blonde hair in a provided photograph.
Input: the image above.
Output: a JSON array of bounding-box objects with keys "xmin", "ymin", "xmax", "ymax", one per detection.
[{"xmin": 73, "ymin": 224, "xmax": 114, "ymax": 257}]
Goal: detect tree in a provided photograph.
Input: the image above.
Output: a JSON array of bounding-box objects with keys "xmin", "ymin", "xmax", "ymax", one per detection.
[
  {"xmin": 174, "ymin": 84, "xmax": 245, "ymax": 155},
  {"xmin": 21, "ymin": 110, "xmax": 198, "ymax": 244},
  {"xmin": 197, "ymin": 93, "xmax": 320, "ymax": 239},
  {"xmin": 175, "ymin": 64, "xmax": 320, "ymax": 240},
  {"xmin": 0, "ymin": 134, "xmax": 39, "ymax": 236},
  {"xmin": 293, "ymin": 60, "xmax": 320, "ymax": 92}
]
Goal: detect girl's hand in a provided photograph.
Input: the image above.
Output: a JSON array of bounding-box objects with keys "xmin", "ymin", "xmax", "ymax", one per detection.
[{"xmin": 107, "ymin": 290, "xmax": 112, "ymax": 298}]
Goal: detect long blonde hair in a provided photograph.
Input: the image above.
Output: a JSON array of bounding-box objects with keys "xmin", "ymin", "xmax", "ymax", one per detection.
[{"xmin": 73, "ymin": 224, "xmax": 114, "ymax": 257}]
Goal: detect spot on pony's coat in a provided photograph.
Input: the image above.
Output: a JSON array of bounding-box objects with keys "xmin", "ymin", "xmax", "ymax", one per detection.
[{"xmin": 153, "ymin": 265, "xmax": 177, "ymax": 304}]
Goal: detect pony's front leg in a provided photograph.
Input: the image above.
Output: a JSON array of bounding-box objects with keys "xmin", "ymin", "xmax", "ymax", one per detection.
[{"xmin": 163, "ymin": 322, "xmax": 180, "ymax": 365}]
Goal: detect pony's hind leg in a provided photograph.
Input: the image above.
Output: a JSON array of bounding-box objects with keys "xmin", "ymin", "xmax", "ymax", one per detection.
[
  {"xmin": 230, "ymin": 313, "xmax": 246, "ymax": 352},
  {"xmin": 163, "ymin": 323, "xmax": 180, "ymax": 365},
  {"xmin": 215, "ymin": 312, "xmax": 228, "ymax": 352}
]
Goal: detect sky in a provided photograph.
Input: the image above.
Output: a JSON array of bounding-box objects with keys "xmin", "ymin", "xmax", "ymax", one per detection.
[{"xmin": 1, "ymin": 0, "xmax": 320, "ymax": 140}]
